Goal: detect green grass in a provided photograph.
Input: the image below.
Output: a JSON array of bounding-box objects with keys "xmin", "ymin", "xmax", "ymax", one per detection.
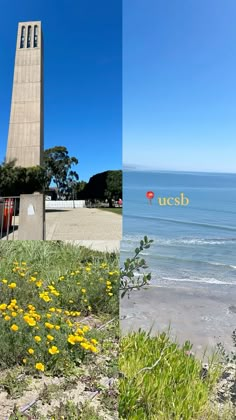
[
  {"xmin": 0, "ymin": 240, "xmax": 119, "ymax": 281},
  {"xmin": 119, "ymin": 330, "xmax": 221, "ymax": 420},
  {"xmin": 98, "ymin": 207, "xmax": 122, "ymax": 215}
]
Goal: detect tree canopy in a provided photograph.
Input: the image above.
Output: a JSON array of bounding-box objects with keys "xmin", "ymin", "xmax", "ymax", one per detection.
[
  {"xmin": 44, "ymin": 146, "xmax": 79, "ymax": 199},
  {"xmin": 0, "ymin": 162, "xmax": 46, "ymax": 197},
  {"xmin": 79, "ymin": 170, "xmax": 122, "ymax": 204}
]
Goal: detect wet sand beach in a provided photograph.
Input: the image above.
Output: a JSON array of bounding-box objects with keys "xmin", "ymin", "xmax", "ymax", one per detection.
[{"xmin": 121, "ymin": 283, "xmax": 236, "ymax": 355}]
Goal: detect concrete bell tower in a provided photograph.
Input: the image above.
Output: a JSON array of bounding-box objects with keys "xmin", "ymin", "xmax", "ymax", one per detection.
[{"xmin": 6, "ymin": 21, "xmax": 44, "ymax": 167}]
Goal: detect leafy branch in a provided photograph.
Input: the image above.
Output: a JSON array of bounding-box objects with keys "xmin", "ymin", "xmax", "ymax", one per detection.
[{"xmin": 120, "ymin": 236, "xmax": 154, "ymax": 298}]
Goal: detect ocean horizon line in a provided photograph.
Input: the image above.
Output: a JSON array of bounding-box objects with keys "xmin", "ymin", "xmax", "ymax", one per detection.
[{"xmin": 123, "ymin": 166, "xmax": 236, "ymax": 176}]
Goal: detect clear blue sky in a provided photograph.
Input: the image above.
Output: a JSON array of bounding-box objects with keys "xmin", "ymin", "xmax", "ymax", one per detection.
[
  {"xmin": 0, "ymin": 0, "xmax": 121, "ymax": 182},
  {"xmin": 123, "ymin": 0, "xmax": 236, "ymax": 173}
]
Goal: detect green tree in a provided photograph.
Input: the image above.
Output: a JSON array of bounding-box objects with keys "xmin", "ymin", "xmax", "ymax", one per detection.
[
  {"xmin": 105, "ymin": 170, "xmax": 122, "ymax": 205},
  {"xmin": 0, "ymin": 161, "xmax": 46, "ymax": 196},
  {"xmin": 80, "ymin": 170, "xmax": 122, "ymax": 205},
  {"xmin": 44, "ymin": 146, "xmax": 79, "ymax": 199},
  {"xmin": 75, "ymin": 180, "xmax": 87, "ymax": 199}
]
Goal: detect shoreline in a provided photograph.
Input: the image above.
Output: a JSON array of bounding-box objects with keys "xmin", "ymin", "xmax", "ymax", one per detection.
[{"xmin": 120, "ymin": 282, "xmax": 236, "ymax": 356}]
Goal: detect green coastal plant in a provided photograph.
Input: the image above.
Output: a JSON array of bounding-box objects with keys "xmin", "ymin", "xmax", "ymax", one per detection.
[
  {"xmin": 120, "ymin": 236, "xmax": 153, "ymax": 298},
  {"xmin": 217, "ymin": 329, "xmax": 236, "ymax": 363},
  {"xmin": 119, "ymin": 330, "xmax": 221, "ymax": 420}
]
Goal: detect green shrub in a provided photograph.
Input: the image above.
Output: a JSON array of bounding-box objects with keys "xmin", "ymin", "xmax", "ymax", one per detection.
[{"xmin": 119, "ymin": 330, "xmax": 221, "ymax": 419}]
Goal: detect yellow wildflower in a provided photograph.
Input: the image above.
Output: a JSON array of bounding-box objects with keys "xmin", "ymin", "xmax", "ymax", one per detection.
[
  {"xmin": 74, "ymin": 335, "xmax": 84, "ymax": 342},
  {"xmin": 45, "ymin": 322, "xmax": 54, "ymax": 329},
  {"xmin": 41, "ymin": 294, "xmax": 51, "ymax": 302},
  {"xmin": 11, "ymin": 324, "xmax": 19, "ymax": 331},
  {"xmin": 0, "ymin": 304, "xmax": 7, "ymax": 310},
  {"xmin": 36, "ymin": 281, "xmax": 42, "ymax": 287},
  {"xmin": 48, "ymin": 346, "xmax": 59, "ymax": 355},
  {"xmin": 8, "ymin": 282, "xmax": 17, "ymax": 289},
  {"xmin": 47, "ymin": 335, "xmax": 54, "ymax": 341},
  {"xmin": 35, "ymin": 362, "xmax": 45, "ymax": 372},
  {"xmin": 80, "ymin": 342, "xmax": 90, "ymax": 350},
  {"xmin": 28, "ymin": 348, "xmax": 34, "ymax": 355},
  {"xmin": 82, "ymin": 326, "xmax": 90, "ymax": 333},
  {"xmin": 23, "ymin": 316, "xmax": 36, "ymax": 326},
  {"xmin": 4, "ymin": 316, "xmax": 11, "ymax": 321},
  {"xmin": 51, "ymin": 290, "xmax": 59, "ymax": 297},
  {"xmin": 68, "ymin": 335, "xmax": 76, "ymax": 345},
  {"xmin": 34, "ymin": 336, "xmax": 41, "ymax": 343},
  {"xmin": 76, "ymin": 328, "xmax": 84, "ymax": 335}
]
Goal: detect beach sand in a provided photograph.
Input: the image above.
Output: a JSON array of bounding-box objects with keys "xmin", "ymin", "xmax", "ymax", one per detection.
[{"xmin": 121, "ymin": 283, "xmax": 236, "ymax": 355}]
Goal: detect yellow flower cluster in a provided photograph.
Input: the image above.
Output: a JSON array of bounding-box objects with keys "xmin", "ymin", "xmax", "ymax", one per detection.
[
  {"xmin": 67, "ymin": 327, "xmax": 98, "ymax": 352},
  {"xmin": 106, "ymin": 280, "xmax": 113, "ymax": 296},
  {"xmin": 0, "ymin": 257, "xmax": 119, "ymax": 373}
]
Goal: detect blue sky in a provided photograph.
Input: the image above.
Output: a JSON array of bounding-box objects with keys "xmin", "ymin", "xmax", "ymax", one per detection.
[
  {"xmin": 0, "ymin": 0, "xmax": 121, "ymax": 182},
  {"xmin": 123, "ymin": 0, "xmax": 236, "ymax": 173}
]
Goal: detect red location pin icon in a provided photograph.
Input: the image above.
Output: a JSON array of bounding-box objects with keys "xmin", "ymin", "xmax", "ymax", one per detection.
[{"xmin": 146, "ymin": 191, "xmax": 154, "ymax": 204}]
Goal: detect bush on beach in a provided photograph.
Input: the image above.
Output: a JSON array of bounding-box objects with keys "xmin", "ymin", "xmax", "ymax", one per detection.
[{"xmin": 119, "ymin": 330, "xmax": 222, "ymax": 419}]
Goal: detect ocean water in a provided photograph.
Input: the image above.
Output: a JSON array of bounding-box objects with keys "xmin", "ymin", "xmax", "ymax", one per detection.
[{"xmin": 122, "ymin": 170, "xmax": 236, "ymax": 287}]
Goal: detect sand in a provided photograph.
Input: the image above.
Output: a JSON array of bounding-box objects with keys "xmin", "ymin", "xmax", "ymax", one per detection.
[{"xmin": 121, "ymin": 282, "xmax": 236, "ymax": 355}]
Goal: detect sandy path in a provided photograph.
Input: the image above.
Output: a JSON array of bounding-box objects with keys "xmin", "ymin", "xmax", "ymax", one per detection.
[
  {"xmin": 46, "ymin": 208, "xmax": 122, "ymax": 240},
  {"xmin": 3, "ymin": 208, "xmax": 122, "ymax": 241}
]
